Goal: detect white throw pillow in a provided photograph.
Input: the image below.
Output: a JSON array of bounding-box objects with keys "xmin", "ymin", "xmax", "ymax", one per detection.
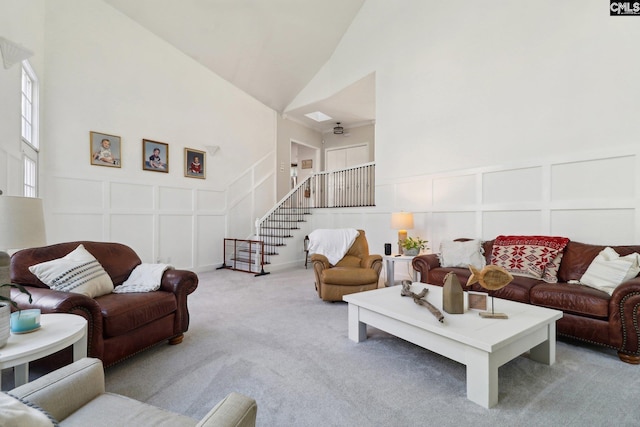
[
  {"xmin": 0, "ymin": 393, "xmax": 56, "ymax": 427},
  {"xmin": 439, "ymin": 240, "xmax": 486, "ymax": 269},
  {"xmin": 28, "ymin": 244, "xmax": 114, "ymax": 298},
  {"xmin": 579, "ymin": 247, "xmax": 640, "ymax": 295}
]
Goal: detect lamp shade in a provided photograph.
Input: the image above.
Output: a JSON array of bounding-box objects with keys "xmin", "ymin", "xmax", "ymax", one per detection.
[
  {"xmin": 0, "ymin": 196, "xmax": 46, "ymax": 250},
  {"xmin": 391, "ymin": 212, "xmax": 414, "ymax": 230}
]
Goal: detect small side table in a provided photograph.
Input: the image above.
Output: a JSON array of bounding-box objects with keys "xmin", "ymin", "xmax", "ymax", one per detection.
[
  {"xmin": 0, "ymin": 313, "xmax": 88, "ymax": 390},
  {"xmin": 383, "ymin": 254, "xmax": 421, "ymax": 287}
]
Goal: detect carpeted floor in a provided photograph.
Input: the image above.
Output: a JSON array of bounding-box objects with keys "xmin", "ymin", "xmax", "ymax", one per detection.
[{"xmin": 102, "ymin": 267, "xmax": 639, "ymax": 426}]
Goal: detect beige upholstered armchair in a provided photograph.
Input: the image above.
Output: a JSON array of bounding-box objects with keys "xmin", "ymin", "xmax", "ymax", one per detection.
[
  {"xmin": 7, "ymin": 358, "xmax": 257, "ymax": 427},
  {"xmin": 311, "ymin": 229, "xmax": 383, "ymax": 301}
]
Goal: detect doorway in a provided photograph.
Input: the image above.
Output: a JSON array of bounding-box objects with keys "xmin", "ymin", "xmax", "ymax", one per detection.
[{"xmin": 290, "ymin": 140, "xmax": 320, "ymax": 190}]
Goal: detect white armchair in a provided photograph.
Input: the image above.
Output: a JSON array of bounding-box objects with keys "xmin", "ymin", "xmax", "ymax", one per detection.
[{"xmin": 7, "ymin": 358, "xmax": 257, "ymax": 427}]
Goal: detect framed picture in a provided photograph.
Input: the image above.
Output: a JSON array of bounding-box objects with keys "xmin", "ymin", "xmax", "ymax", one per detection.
[
  {"xmin": 90, "ymin": 131, "xmax": 121, "ymax": 167},
  {"xmin": 301, "ymin": 159, "xmax": 313, "ymax": 169},
  {"xmin": 142, "ymin": 139, "xmax": 169, "ymax": 173},
  {"xmin": 184, "ymin": 148, "xmax": 206, "ymax": 179}
]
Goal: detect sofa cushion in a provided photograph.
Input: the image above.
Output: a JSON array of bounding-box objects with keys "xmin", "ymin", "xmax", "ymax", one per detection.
[
  {"xmin": 321, "ymin": 267, "xmax": 378, "ymax": 286},
  {"xmin": 28, "ymin": 245, "xmax": 114, "ymax": 298},
  {"xmin": 490, "ymin": 235, "xmax": 569, "ymax": 281},
  {"xmin": 96, "ymin": 291, "xmax": 177, "ymax": 337},
  {"xmin": 530, "ymin": 282, "xmax": 609, "ymax": 319},
  {"xmin": 439, "ymin": 239, "xmax": 486, "ymax": 269}
]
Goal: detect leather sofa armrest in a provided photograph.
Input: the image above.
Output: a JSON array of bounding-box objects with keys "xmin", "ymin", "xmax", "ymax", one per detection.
[
  {"xmin": 196, "ymin": 392, "xmax": 257, "ymax": 427},
  {"xmin": 10, "ymin": 358, "xmax": 105, "ymax": 422},
  {"xmin": 411, "ymin": 254, "xmax": 441, "ymax": 283},
  {"xmin": 609, "ymin": 277, "xmax": 640, "ymax": 357},
  {"xmin": 160, "ymin": 269, "xmax": 199, "ymax": 335},
  {"xmin": 11, "ymin": 286, "xmax": 104, "ymax": 358}
]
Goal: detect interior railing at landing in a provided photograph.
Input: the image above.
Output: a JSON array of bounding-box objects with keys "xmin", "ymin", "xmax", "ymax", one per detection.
[{"xmin": 255, "ymin": 162, "xmax": 375, "ymax": 263}]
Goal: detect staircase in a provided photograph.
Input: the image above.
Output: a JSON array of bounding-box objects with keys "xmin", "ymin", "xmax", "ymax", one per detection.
[{"xmin": 224, "ymin": 163, "xmax": 375, "ymax": 274}]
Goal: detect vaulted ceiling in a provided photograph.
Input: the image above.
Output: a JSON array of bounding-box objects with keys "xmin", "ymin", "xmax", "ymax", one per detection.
[{"xmin": 104, "ymin": 0, "xmax": 373, "ymax": 133}]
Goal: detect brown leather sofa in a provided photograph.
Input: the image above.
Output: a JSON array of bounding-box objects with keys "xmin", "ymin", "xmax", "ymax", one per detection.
[
  {"xmin": 412, "ymin": 239, "xmax": 640, "ymax": 364},
  {"xmin": 10, "ymin": 241, "xmax": 198, "ymax": 366},
  {"xmin": 311, "ymin": 230, "xmax": 383, "ymax": 302}
]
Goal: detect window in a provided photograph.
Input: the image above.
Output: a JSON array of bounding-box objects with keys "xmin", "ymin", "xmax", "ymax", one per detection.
[
  {"xmin": 23, "ymin": 155, "xmax": 37, "ymax": 197},
  {"xmin": 21, "ymin": 61, "xmax": 39, "ymax": 196}
]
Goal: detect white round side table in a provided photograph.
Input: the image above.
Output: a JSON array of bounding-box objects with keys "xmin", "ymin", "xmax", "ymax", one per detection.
[{"xmin": 0, "ymin": 313, "xmax": 88, "ymax": 390}]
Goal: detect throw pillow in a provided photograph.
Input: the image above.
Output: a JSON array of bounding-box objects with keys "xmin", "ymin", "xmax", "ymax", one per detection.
[
  {"xmin": 28, "ymin": 244, "xmax": 114, "ymax": 298},
  {"xmin": 579, "ymin": 247, "xmax": 640, "ymax": 295},
  {"xmin": 439, "ymin": 240, "xmax": 486, "ymax": 269},
  {"xmin": 490, "ymin": 235, "xmax": 570, "ymax": 281},
  {"xmin": 0, "ymin": 392, "xmax": 57, "ymax": 427}
]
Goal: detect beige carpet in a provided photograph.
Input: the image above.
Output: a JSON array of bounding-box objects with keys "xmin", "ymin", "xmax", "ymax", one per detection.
[{"xmin": 97, "ymin": 267, "xmax": 640, "ymax": 426}]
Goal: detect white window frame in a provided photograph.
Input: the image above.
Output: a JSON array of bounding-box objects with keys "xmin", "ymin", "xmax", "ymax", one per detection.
[{"xmin": 21, "ymin": 60, "xmax": 39, "ymax": 197}]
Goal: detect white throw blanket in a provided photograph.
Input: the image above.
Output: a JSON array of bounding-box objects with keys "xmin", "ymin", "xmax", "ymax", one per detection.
[
  {"xmin": 308, "ymin": 228, "xmax": 359, "ymax": 266},
  {"xmin": 113, "ymin": 263, "xmax": 173, "ymax": 293}
]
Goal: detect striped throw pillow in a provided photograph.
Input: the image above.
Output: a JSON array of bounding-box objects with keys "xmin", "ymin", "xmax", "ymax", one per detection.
[{"xmin": 28, "ymin": 244, "xmax": 113, "ymax": 298}]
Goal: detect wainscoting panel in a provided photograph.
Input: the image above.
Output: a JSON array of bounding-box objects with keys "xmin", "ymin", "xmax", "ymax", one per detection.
[
  {"xmin": 228, "ymin": 171, "xmax": 251, "ymax": 208},
  {"xmin": 50, "ymin": 177, "xmax": 104, "ymax": 211},
  {"xmin": 431, "ymin": 212, "xmax": 477, "ymax": 242},
  {"xmin": 196, "ymin": 189, "xmax": 226, "ymax": 211},
  {"xmin": 551, "ymin": 209, "xmax": 635, "ymax": 245},
  {"xmin": 433, "ymin": 174, "xmax": 476, "ymax": 207},
  {"xmin": 49, "ymin": 213, "xmax": 104, "ymax": 243},
  {"xmin": 197, "ymin": 215, "xmax": 225, "ymax": 268},
  {"xmin": 483, "ymin": 167, "xmax": 543, "ymax": 204},
  {"xmin": 483, "ymin": 211, "xmax": 543, "ymax": 239},
  {"xmin": 228, "ymin": 196, "xmax": 253, "ymax": 239},
  {"xmin": 110, "ymin": 214, "xmax": 155, "ymax": 262},
  {"xmin": 111, "ymin": 182, "xmax": 153, "ymax": 211},
  {"xmin": 254, "ymin": 152, "xmax": 275, "ymax": 184},
  {"xmin": 254, "ymin": 176, "xmax": 275, "ymax": 225},
  {"xmin": 159, "ymin": 215, "xmax": 194, "ymax": 267},
  {"xmin": 551, "ymin": 156, "xmax": 635, "ymax": 202},
  {"xmin": 159, "ymin": 186, "xmax": 193, "ymax": 211},
  {"xmin": 395, "ymin": 180, "xmax": 432, "ymax": 212}
]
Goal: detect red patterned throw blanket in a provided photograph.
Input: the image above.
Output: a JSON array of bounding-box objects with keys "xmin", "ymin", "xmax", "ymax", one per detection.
[{"xmin": 490, "ymin": 235, "xmax": 570, "ymax": 283}]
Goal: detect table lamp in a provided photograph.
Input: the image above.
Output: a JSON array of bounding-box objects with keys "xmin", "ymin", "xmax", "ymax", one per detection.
[
  {"xmin": 0, "ymin": 196, "xmax": 46, "ymax": 299},
  {"xmin": 391, "ymin": 211, "xmax": 414, "ymax": 254}
]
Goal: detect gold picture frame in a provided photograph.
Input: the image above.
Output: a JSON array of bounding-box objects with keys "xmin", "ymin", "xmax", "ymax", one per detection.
[
  {"xmin": 90, "ymin": 131, "xmax": 121, "ymax": 168},
  {"xmin": 184, "ymin": 148, "xmax": 206, "ymax": 179},
  {"xmin": 142, "ymin": 139, "xmax": 169, "ymax": 173}
]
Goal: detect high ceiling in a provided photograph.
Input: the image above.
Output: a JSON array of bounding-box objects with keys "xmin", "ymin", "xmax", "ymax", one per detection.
[{"xmin": 104, "ymin": 0, "xmax": 373, "ymax": 133}]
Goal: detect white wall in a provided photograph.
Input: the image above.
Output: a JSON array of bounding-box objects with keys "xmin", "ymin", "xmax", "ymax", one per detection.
[
  {"xmin": 1, "ymin": 0, "xmax": 278, "ymax": 272},
  {"xmin": 285, "ymin": 0, "xmax": 640, "ymax": 263}
]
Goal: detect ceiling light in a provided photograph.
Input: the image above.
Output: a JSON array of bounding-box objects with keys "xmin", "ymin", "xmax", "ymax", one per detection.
[
  {"xmin": 305, "ymin": 111, "xmax": 332, "ymax": 122},
  {"xmin": 333, "ymin": 123, "xmax": 344, "ymax": 135}
]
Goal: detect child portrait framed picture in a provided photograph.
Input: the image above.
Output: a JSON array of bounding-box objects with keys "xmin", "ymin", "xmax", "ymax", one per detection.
[
  {"xmin": 184, "ymin": 148, "xmax": 206, "ymax": 179},
  {"xmin": 142, "ymin": 139, "xmax": 169, "ymax": 173},
  {"xmin": 90, "ymin": 131, "xmax": 121, "ymax": 168}
]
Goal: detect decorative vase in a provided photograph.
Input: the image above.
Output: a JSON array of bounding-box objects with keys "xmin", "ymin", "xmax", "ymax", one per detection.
[
  {"xmin": 443, "ymin": 271, "xmax": 464, "ymax": 314},
  {"xmin": 403, "ymin": 248, "xmax": 419, "ymax": 256},
  {"xmin": 0, "ymin": 303, "xmax": 10, "ymax": 348}
]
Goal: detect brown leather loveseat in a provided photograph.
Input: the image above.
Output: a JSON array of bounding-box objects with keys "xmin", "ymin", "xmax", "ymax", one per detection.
[
  {"xmin": 412, "ymin": 239, "xmax": 640, "ymax": 364},
  {"xmin": 10, "ymin": 241, "xmax": 198, "ymax": 366}
]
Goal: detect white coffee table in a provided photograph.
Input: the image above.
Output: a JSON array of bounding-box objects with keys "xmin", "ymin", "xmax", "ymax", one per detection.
[
  {"xmin": 343, "ymin": 283, "xmax": 563, "ymax": 408},
  {"xmin": 0, "ymin": 313, "xmax": 88, "ymax": 390}
]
